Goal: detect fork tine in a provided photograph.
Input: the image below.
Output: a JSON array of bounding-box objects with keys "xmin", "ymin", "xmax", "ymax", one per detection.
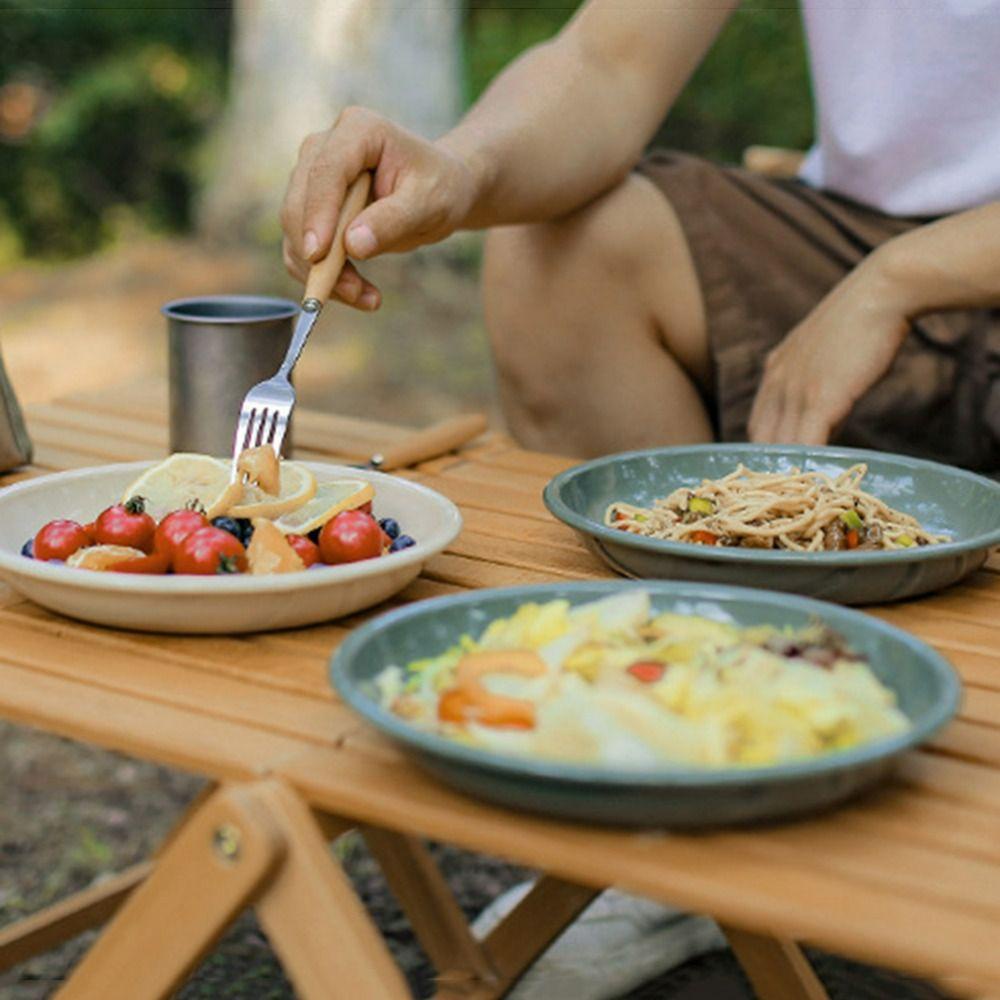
[
  {"xmin": 271, "ymin": 411, "xmax": 289, "ymax": 458},
  {"xmin": 252, "ymin": 409, "xmax": 268, "ymax": 448},
  {"xmin": 232, "ymin": 411, "xmax": 252, "ymax": 468}
]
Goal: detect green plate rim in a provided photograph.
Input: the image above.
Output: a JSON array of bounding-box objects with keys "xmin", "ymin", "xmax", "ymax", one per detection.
[
  {"xmin": 329, "ymin": 580, "xmax": 961, "ymax": 789},
  {"xmin": 543, "ymin": 443, "xmax": 1000, "ymax": 567}
]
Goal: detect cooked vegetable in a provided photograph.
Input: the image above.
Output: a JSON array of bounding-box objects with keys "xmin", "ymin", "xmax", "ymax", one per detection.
[
  {"xmin": 839, "ymin": 510, "xmax": 864, "ymax": 530},
  {"xmin": 688, "ymin": 496, "xmax": 715, "ymax": 515}
]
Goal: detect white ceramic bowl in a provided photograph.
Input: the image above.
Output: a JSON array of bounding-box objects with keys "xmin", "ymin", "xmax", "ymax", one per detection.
[{"xmin": 0, "ymin": 462, "xmax": 462, "ymax": 634}]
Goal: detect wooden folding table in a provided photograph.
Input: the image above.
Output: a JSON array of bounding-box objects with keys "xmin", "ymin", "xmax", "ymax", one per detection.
[{"xmin": 1, "ymin": 379, "xmax": 998, "ymax": 1000}]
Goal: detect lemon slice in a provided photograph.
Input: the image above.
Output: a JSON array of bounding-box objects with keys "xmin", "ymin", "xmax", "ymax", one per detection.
[
  {"xmin": 272, "ymin": 478, "xmax": 374, "ymax": 535},
  {"xmin": 247, "ymin": 519, "xmax": 305, "ymax": 575},
  {"xmin": 228, "ymin": 461, "xmax": 317, "ymax": 520},
  {"xmin": 68, "ymin": 545, "xmax": 145, "ymax": 571},
  {"xmin": 122, "ymin": 454, "xmax": 238, "ymax": 522}
]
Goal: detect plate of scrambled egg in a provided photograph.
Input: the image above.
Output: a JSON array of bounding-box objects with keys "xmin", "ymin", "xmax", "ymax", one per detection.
[{"xmin": 330, "ymin": 582, "xmax": 959, "ymax": 826}]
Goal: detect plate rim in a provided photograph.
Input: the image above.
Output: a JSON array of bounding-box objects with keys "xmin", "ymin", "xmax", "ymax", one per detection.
[
  {"xmin": 329, "ymin": 579, "xmax": 962, "ymax": 789},
  {"xmin": 0, "ymin": 460, "xmax": 462, "ymax": 595},
  {"xmin": 543, "ymin": 443, "xmax": 1000, "ymax": 567}
]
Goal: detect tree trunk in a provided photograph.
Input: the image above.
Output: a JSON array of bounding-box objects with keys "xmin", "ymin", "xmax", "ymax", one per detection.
[{"xmin": 200, "ymin": 0, "xmax": 462, "ymax": 242}]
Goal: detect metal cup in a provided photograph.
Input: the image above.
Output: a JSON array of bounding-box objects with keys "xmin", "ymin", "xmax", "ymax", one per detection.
[{"xmin": 163, "ymin": 295, "xmax": 298, "ymax": 456}]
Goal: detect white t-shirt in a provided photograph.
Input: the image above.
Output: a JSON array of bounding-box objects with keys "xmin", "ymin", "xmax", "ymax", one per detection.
[{"xmin": 798, "ymin": 0, "xmax": 1000, "ymax": 217}]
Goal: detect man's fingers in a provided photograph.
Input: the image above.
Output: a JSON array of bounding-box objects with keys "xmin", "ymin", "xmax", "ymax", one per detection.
[
  {"xmin": 345, "ymin": 191, "xmax": 422, "ymax": 259},
  {"xmin": 748, "ymin": 382, "xmax": 782, "ymax": 443},
  {"xmin": 795, "ymin": 412, "xmax": 831, "ymax": 446},
  {"xmin": 281, "ymin": 134, "xmax": 323, "ymax": 257},
  {"xmin": 301, "ymin": 111, "xmax": 383, "ymax": 262},
  {"xmin": 331, "ymin": 261, "xmax": 382, "ymax": 311}
]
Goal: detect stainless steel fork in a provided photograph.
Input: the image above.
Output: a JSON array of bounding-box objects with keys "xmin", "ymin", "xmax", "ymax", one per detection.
[{"xmin": 231, "ymin": 173, "xmax": 372, "ymax": 475}]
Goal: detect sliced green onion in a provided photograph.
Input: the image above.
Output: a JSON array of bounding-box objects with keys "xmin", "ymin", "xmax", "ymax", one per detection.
[
  {"xmin": 895, "ymin": 533, "xmax": 915, "ymax": 548},
  {"xmin": 839, "ymin": 510, "xmax": 863, "ymax": 530},
  {"xmin": 688, "ymin": 496, "xmax": 715, "ymax": 515}
]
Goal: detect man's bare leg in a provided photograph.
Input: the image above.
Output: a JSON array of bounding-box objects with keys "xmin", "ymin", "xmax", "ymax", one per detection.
[{"xmin": 483, "ymin": 173, "xmax": 712, "ymax": 457}]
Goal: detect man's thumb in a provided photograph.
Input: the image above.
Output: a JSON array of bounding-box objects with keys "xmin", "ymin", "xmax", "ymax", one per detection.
[{"xmin": 345, "ymin": 197, "xmax": 409, "ymax": 259}]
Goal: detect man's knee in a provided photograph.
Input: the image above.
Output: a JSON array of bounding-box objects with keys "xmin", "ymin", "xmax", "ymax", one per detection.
[{"xmin": 483, "ymin": 177, "xmax": 657, "ymax": 366}]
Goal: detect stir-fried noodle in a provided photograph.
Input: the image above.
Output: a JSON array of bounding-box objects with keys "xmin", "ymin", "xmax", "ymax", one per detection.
[{"xmin": 605, "ymin": 464, "xmax": 947, "ymax": 551}]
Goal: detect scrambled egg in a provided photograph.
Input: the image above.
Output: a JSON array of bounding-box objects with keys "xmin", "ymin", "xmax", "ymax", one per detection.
[{"xmin": 378, "ymin": 591, "xmax": 909, "ymax": 769}]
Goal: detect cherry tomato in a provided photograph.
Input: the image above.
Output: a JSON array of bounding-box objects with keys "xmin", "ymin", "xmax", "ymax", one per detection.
[
  {"xmin": 34, "ymin": 519, "xmax": 91, "ymax": 561},
  {"xmin": 174, "ymin": 526, "xmax": 247, "ymax": 575},
  {"xmin": 155, "ymin": 509, "xmax": 208, "ymax": 559},
  {"xmin": 689, "ymin": 530, "xmax": 719, "ymax": 546},
  {"xmin": 357, "ymin": 500, "xmax": 373, "ymax": 515},
  {"xmin": 287, "ymin": 534, "xmax": 320, "ymax": 567},
  {"xmin": 82, "ymin": 521, "xmax": 97, "ymax": 542},
  {"xmin": 626, "ymin": 660, "xmax": 666, "ymax": 684},
  {"xmin": 95, "ymin": 496, "xmax": 156, "ymax": 553},
  {"xmin": 319, "ymin": 510, "xmax": 383, "ymax": 564},
  {"xmin": 110, "ymin": 551, "xmax": 171, "ymax": 574}
]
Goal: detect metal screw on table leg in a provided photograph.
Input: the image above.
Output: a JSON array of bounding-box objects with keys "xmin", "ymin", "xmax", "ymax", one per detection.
[{"xmin": 212, "ymin": 824, "xmax": 242, "ymax": 863}]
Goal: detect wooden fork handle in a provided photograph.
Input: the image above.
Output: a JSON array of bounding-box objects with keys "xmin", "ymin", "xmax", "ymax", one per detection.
[
  {"xmin": 372, "ymin": 413, "xmax": 489, "ymax": 471},
  {"xmin": 304, "ymin": 172, "xmax": 373, "ymax": 304}
]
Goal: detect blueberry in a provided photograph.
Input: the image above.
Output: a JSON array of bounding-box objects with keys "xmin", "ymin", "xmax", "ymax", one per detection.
[
  {"xmin": 211, "ymin": 517, "xmax": 245, "ymax": 543},
  {"xmin": 307, "ymin": 527, "xmax": 322, "ymax": 544},
  {"xmin": 20, "ymin": 538, "xmax": 34, "ymax": 559},
  {"xmin": 235, "ymin": 518, "xmax": 254, "ymax": 545},
  {"xmin": 388, "ymin": 534, "xmax": 416, "ymax": 553},
  {"xmin": 378, "ymin": 517, "xmax": 400, "ymax": 540}
]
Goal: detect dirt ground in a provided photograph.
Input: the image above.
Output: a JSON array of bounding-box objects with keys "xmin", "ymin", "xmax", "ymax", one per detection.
[
  {"xmin": 1, "ymin": 233, "xmax": 499, "ymax": 425},
  {"xmin": 0, "ymin": 240, "xmax": 947, "ymax": 998}
]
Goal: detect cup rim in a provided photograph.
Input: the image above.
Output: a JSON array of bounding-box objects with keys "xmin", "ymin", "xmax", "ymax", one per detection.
[{"xmin": 162, "ymin": 294, "xmax": 299, "ymax": 324}]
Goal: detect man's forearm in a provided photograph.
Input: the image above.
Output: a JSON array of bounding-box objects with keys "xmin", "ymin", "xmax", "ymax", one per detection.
[
  {"xmin": 440, "ymin": 1, "xmax": 736, "ymax": 230},
  {"xmin": 874, "ymin": 202, "xmax": 1000, "ymax": 316}
]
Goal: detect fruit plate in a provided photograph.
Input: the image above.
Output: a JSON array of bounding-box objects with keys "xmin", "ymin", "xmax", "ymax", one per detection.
[
  {"xmin": 330, "ymin": 581, "xmax": 961, "ymax": 827},
  {"xmin": 0, "ymin": 462, "xmax": 462, "ymax": 634},
  {"xmin": 543, "ymin": 444, "xmax": 1000, "ymax": 605}
]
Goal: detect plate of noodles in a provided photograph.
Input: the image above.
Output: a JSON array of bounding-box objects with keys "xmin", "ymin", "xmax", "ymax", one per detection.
[
  {"xmin": 330, "ymin": 581, "xmax": 959, "ymax": 826},
  {"xmin": 543, "ymin": 444, "xmax": 1000, "ymax": 604}
]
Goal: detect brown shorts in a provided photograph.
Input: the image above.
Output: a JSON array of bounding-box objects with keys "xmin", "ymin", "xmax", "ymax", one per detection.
[{"xmin": 637, "ymin": 151, "xmax": 1000, "ymax": 473}]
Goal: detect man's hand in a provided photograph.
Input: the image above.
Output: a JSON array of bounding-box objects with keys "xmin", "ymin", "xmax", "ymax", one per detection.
[
  {"xmin": 748, "ymin": 252, "xmax": 911, "ymax": 445},
  {"xmin": 280, "ymin": 107, "xmax": 482, "ymax": 310}
]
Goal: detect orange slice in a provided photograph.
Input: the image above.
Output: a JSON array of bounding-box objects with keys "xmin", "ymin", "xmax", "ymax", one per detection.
[
  {"xmin": 247, "ymin": 519, "xmax": 305, "ymax": 575},
  {"xmin": 68, "ymin": 545, "xmax": 146, "ymax": 571}
]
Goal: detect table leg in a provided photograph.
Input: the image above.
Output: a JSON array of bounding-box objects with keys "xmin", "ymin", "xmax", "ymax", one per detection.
[
  {"xmin": 0, "ymin": 862, "xmax": 152, "ymax": 975},
  {"xmin": 56, "ymin": 782, "xmax": 286, "ymax": 999},
  {"xmin": 721, "ymin": 924, "xmax": 829, "ymax": 1000},
  {"xmin": 359, "ymin": 823, "xmax": 598, "ymax": 1000},
  {"xmin": 252, "ymin": 783, "xmax": 411, "ymax": 1000},
  {"xmin": 0, "ymin": 782, "xmax": 220, "ymax": 975},
  {"xmin": 362, "ymin": 825, "xmax": 499, "ymax": 994},
  {"xmin": 52, "ymin": 779, "xmax": 410, "ymax": 1000}
]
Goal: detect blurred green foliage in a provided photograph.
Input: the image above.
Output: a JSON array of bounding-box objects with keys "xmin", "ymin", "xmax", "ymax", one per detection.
[
  {"xmin": 0, "ymin": 2, "xmax": 229, "ymax": 259},
  {"xmin": 1, "ymin": 1, "xmax": 812, "ymax": 260},
  {"xmin": 464, "ymin": 1, "xmax": 814, "ymax": 162}
]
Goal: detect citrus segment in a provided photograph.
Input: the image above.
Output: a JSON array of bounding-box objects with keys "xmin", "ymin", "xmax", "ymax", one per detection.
[
  {"xmin": 237, "ymin": 445, "xmax": 281, "ymax": 495},
  {"xmin": 247, "ymin": 519, "xmax": 305, "ymax": 575},
  {"xmin": 68, "ymin": 545, "xmax": 146, "ymax": 571},
  {"xmin": 228, "ymin": 461, "xmax": 317, "ymax": 520},
  {"xmin": 272, "ymin": 478, "xmax": 374, "ymax": 535},
  {"xmin": 122, "ymin": 454, "xmax": 235, "ymax": 522}
]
